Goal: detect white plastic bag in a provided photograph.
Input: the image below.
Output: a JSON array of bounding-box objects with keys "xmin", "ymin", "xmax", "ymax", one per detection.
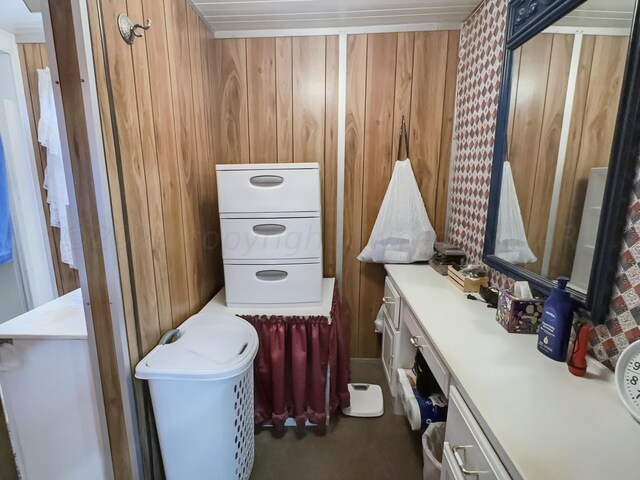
[
  {"xmin": 495, "ymin": 162, "xmax": 537, "ymax": 264},
  {"xmin": 422, "ymin": 421, "xmax": 446, "ymax": 479},
  {"xmin": 374, "ymin": 305, "xmax": 385, "ymax": 333},
  {"xmin": 358, "ymin": 159, "xmax": 436, "ymax": 263}
]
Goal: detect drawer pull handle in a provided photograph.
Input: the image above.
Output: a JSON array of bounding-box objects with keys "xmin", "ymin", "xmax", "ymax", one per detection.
[
  {"xmin": 255, "ymin": 270, "xmax": 288, "ymax": 281},
  {"xmin": 382, "ymin": 296, "xmax": 395, "ymax": 305},
  {"xmin": 452, "ymin": 445, "xmax": 488, "ymax": 476},
  {"xmin": 250, "ymin": 175, "xmax": 284, "ymax": 187},
  {"xmin": 252, "ymin": 224, "xmax": 286, "ymax": 236},
  {"xmin": 410, "ymin": 336, "xmax": 427, "ymax": 348}
]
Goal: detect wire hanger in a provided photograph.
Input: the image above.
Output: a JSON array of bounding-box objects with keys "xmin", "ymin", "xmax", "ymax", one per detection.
[{"xmin": 397, "ymin": 115, "xmax": 410, "ymax": 160}]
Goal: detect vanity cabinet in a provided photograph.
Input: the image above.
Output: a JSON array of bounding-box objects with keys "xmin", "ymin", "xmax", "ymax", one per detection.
[
  {"xmin": 381, "ymin": 276, "xmax": 403, "ymax": 396},
  {"xmin": 400, "ymin": 303, "xmax": 450, "ymax": 398},
  {"xmin": 442, "ymin": 387, "xmax": 509, "ymax": 480},
  {"xmin": 383, "ymin": 264, "xmax": 640, "ymax": 480},
  {"xmin": 381, "ymin": 273, "xmax": 509, "ymax": 480}
]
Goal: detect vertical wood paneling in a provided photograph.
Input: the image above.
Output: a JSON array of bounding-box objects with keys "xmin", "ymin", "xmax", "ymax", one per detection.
[
  {"xmin": 358, "ymin": 33, "xmax": 397, "ymax": 358},
  {"xmin": 344, "ymin": 31, "xmax": 459, "ymax": 357},
  {"xmin": 127, "ymin": 0, "xmax": 173, "ymax": 341},
  {"xmin": 324, "ymin": 36, "xmax": 339, "ymax": 278},
  {"xmin": 343, "ymin": 34, "xmax": 368, "ymax": 355},
  {"xmin": 507, "ymin": 48, "xmax": 522, "ymax": 147},
  {"xmin": 199, "ymin": 21, "xmax": 224, "ymax": 293},
  {"xmin": 549, "ymin": 36, "xmax": 596, "ymax": 278},
  {"xmin": 526, "ymin": 34, "xmax": 573, "ymax": 273},
  {"xmin": 212, "ymin": 35, "xmax": 338, "ymax": 278},
  {"xmin": 188, "ymin": 7, "xmax": 214, "ymax": 302},
  {"xmin": 220, "ymin": 39, "xmax": 250, "ymax": 163},
  {"xmin": 50, "ymin": 0, "xmax": 132, "ymax": 475},
  {"xmin": 435, "ymin": 31, "xmax": 461, "ymax": 240},
  {"xmin": 247, "ymin": 38, "xmax": 277, "ymax": 163},
  {"xmin": 410, "ymin": 31, "xmax": 449, "ymax": 228},
  {"xmin": 393, "ymin": 32, "xmax": 414, "ymax": 161},
  {"xmin": 165, "ymin": 0, "xmax": 205, "ymax": 314},
  {"xmin": 275, "ymin": 37, "xmax": 293, "ymax": 163},
  {"xmin": 292, "ymin": 36, "xmax": 326, "ymax": 164},
  {"xmin": 18, "ymin": 43, "xmax": 80, "ymax": 295},
  {"xmin": 101, "ymin": 0, "xmax": 160, "ymax": 352},
  {"xmin": 141, "ymin": 0, "xmax": 190, "ymax": 330},
  {"xmin": 553, "ymin": 35, "xmax": 629, "ymax": 277},
  {"xmin": 86, "ymin": 0, "xmax": 155, "ymax": 474},
  {"xmin": 508, "ymin": 34, "xmax": 553, "ymax": 230}
]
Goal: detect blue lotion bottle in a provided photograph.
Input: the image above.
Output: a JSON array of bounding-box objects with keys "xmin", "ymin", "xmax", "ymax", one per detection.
[{"xmin": 537, "ymin": 277, "xmax": 574, "ymax": 361}]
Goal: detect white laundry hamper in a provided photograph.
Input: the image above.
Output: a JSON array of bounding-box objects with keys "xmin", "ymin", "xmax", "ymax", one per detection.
[{"xmin": 135, "ymin": 312, "xmax": 259, "ymax": 480}]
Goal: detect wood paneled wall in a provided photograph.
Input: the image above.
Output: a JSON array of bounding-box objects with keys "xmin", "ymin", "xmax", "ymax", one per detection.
[
  {"xmin": 344, "ymin": 31, "xmax": 460, "ymax": 358},
  {"xmin": 97, "ymin": 0, "xmax": 221, "ymax": 358},
  {"xmin": 89, "ymin": 0, "xmax": 222, "ymax": 476},
  {"xmin": 209, "ymin": 36, "xmax": 339, "ymax": 277},
  {"xmin": 17, "ymin": 43, "xmax": 80, "ymax": 296},
  {"xmin": 549, "ymin": 34, "xmax": 629, "ymax": 279},
  {"xmin": 48, "ymin": 0, "xmax": 133, "ymax": 476},
  {"xmin": 508, "ymin": 33, "xmax": 574, "ymax": 273},
  {"xmin": 507, "ymin": 33, "xmax": 628, "ymax": 277}
]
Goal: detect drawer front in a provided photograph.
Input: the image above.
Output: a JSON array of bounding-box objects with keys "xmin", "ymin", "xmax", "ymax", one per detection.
[
  {"xmin": 220, "ymin": 217, "xmax": 322, "ymax": 261},
  {"xmin": 383, "ymin": 277, "xmax": 400, "ymax": 330},
  {"xmin": 381, "ymin": 311, "xmax": 398, "ymax": 395},
  {"xmin": 217, "ymin": 168, "xmax": 321, "ymax": 214},
  {"xmin": 224, "ymin": 262, "xmax": 322, "ymax": 306},
  {"xmin": 402, "ymin": 305, "xmax": 450, "ymax": 397},
  {"xmin": 443, "ymin": 387, "xmax": 510, "ymax": 480}
]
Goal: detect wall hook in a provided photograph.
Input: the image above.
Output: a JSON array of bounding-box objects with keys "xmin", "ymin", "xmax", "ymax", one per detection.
[{"xmin": 118, "ymin": 13, "xmax": 151, "ymax": 45}]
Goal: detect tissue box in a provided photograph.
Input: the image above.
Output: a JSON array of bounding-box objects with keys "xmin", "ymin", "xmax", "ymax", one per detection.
[{"xmin": 496, "ymin": 289, "xmax": 544, "ymax": 334}]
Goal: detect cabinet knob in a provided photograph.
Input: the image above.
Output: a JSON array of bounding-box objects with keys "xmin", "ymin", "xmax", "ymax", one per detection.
[{"xmin": 410, "ymin": 336, "xmax": 426, "ymax": 348}]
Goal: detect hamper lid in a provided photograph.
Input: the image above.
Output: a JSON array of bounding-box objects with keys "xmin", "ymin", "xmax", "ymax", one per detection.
[{"xmin": 135, "ymin": 313, "xmax": 258, "ymax": 381}]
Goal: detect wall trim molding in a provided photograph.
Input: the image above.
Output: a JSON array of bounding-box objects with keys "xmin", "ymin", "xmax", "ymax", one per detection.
[
  {"xmin": 335, "ymin": 33, "xmax": 346, "ymax": 290},
  {"xmin": 543, "ymin": 26, "xmax": 630, "ymax": 36},
  {"xmin": 213, "ymin": 22, "xmax": 462, "ymax": 39}
]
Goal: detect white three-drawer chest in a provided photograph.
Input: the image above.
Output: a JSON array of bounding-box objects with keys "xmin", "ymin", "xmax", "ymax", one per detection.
[{"xmin": 216, "ymin": 163, "xmax": 323, "ymax": 307}]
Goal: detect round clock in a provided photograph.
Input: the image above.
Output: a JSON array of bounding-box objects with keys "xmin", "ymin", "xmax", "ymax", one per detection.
[{"xmin": 616, "ymin": 341, "xmax": 640, "ymax": 423}]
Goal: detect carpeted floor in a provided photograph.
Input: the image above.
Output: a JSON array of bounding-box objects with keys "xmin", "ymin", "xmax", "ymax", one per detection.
[{"xmin": 251, "ymin": 359, "xmax": 423, "ymax": 480}]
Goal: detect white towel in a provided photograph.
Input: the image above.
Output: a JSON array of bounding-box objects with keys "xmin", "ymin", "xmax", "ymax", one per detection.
[
  {"xmin": 38, "ymin": 67, "xmax": 74, "ymax": 268},
  {"xmin": 495, "ymin": 162, "xmax": 537, "ymax": 265}
]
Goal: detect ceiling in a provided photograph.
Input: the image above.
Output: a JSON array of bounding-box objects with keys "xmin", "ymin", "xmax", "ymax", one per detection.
[
  {"xmin": 557, "ymin": 0, "xmax": 636, "ymax": 29},
  {"xmin": 192, "ymin": 0, "xmax": 480, "ymax": 36},
  {"xmin": 0, "ymin": 0, "xmax": 43, "ymax": 41}
]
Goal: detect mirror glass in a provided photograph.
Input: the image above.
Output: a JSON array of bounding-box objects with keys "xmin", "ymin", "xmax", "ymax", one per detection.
[{"xmin": 495, "ymin": 0, "xmax": 635, "ymax": 294}]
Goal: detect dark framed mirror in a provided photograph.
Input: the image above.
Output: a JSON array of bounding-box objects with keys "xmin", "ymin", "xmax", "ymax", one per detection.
[{"xmin": 484, "ymin": 0, "xmax": 640, "ymax": 324}]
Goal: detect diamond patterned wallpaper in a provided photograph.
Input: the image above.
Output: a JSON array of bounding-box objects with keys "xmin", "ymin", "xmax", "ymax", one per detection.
[
  {"xmin": 447, "ymin": 0, "xmax": 640, "ymax": 370},
  {"xmin": 448, "ymin": 0, "xmax": 507, "ymax": 264}
]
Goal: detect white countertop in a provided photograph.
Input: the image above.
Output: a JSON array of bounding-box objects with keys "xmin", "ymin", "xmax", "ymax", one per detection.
[
  {"xmin": 201, "ymin": 278, "xmax": 335, "ymax": 319},
  {"xmin": 385, "ymin": 264, "xmax": 640, "ymax": 480},
  {"xmin": 0, "ymin": 289, "xmax": 87, "ymax": 340}
]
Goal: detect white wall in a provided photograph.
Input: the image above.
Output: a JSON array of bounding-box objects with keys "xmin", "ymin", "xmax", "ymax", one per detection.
[{"xmin": 0, "ymin": 30, "xmax": 56, "ymax": 312}]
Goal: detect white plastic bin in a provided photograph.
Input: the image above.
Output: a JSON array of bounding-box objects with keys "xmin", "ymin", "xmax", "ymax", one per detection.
[{"xmin": 135, "ymin": 313, "xmax": 259, "ymax": 480}]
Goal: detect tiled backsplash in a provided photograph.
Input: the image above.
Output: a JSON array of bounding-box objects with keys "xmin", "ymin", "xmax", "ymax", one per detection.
[{"xmin": 447, "ymin": 0, "xmax": 640, "ymax": 370}]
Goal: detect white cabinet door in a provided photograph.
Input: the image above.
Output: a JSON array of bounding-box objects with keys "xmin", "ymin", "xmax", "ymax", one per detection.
[
  {"xmin": 441, "ymin": 442, "xmax": 466, "ymax": 480},
  {"xmin": 444, "ymin": 387, "xmax": 511, "ymax": 480},
  {"xmin": 381, "ymin": 313, "xmax": 398, "ymax": 395},
  {"xmin": 383, "ymin": 276, "xmax": 401, "ymax": 329}
]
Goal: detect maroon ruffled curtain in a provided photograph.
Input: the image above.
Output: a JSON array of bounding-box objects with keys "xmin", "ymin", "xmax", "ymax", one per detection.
[{"xmin": 241, "ymin": 287, "xmax": 350, "ymax": 431}]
